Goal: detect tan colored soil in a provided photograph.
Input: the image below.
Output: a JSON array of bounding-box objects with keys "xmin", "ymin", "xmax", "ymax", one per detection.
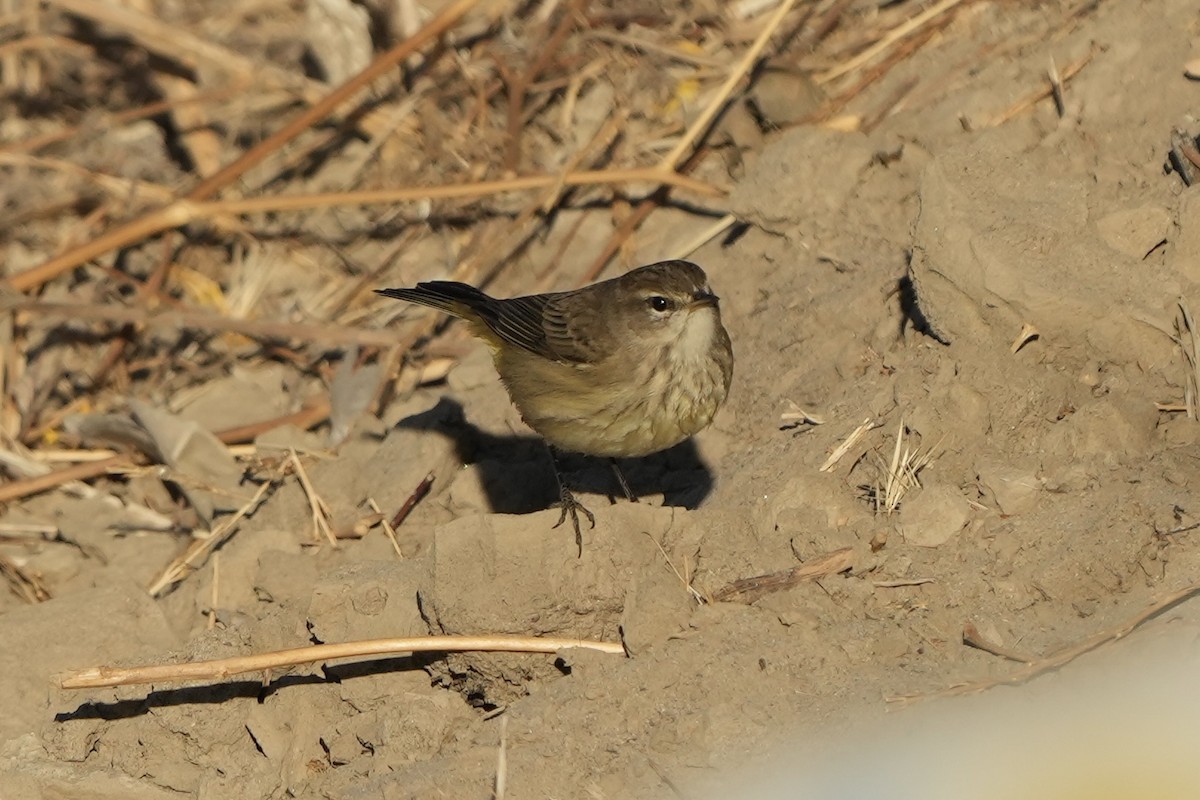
[{"xmin": 3, "ymin": 0, "xmax": 1200, "ymax": 797}]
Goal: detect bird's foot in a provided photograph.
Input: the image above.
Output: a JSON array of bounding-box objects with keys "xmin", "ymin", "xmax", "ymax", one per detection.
[{"xmin": 552, "ymin": 487, "xmax": 595, "ymax": 557}]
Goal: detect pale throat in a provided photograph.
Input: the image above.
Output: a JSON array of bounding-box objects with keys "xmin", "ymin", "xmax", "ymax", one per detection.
[{"xmin": 674, "ymin": 306, "xmax": 718, "ymax": 363}]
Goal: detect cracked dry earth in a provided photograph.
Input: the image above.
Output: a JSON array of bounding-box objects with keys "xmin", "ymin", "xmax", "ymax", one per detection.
[{"xmin": 5, "ymin": 0, "xmax": 1200, "ymax": 798}]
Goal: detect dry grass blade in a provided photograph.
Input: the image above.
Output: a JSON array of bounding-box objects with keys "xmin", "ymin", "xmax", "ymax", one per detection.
[
  {"xmin": 289, "ymin": 449, "xmax": 337, "ymax": 548},
  {"xmin": 667, "ymin": 213, "xmax": 739, "ymax": 261},
  {"xmin": 986, "ymin": 46, "xmax": 1096, "ymax": 127},
  {"xmin": 645, "ymin": 533, "xmax": 706, "ymax": 605},
  {"xmin": 8, "ymin": 168, "xmax": 719, "ymax": 294},
  {"xmin": 0, "ymin": 400, "xmax": 328, "ymax": 506},
  {"xmin": 13, "ymin": 301, "xmax": 402, "ymax": 349},
  {"xmin": 819, "ymin": 417, "xmax": 878, "ymax": 472},
  {"xmin": 494, "ymin": 715, "xmax": 509, "ymax": 800},
  {"xmin": 57, "ymin": 634, "xmax": 626, "ymax": 689},
  {"xmin": 146, "ymin": 468, "xmax": 282, "ymax": 597},
  {"xmin": 659, "ymin": 0, "xmax": 799, "ymax": 172},
  {"xmin": 818, "ymin": 0, "xmax": 969, "ymax": 86},
  {"xmin": 9, "ymin": 0, "xmax": 482, "ymax": 294},
  {"xmin": 366, "ymin": 497, "xmax": 403, "ymax": 557},
  {"xmin": 1176, "ymin": 298, "xmax": 1199, "ymax": 420},
  {"xmin": 872, "ymin": 418, "xmax": 939, "ymax": 515},
  {"xmin": 0, "ymin": 552, "xmax": 52, "ymax": 603}
]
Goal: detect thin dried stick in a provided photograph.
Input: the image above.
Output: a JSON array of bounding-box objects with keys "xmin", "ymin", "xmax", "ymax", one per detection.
[
  {"xmin": 0, "ymin": 152, "xmax": 181, "ymax": 204},
  {"xmin": 645, "ymin": 533, "xmax": 706, "ymax": 605},
  {"xmin": 1176, "ymin": 298, "xmax": 1199, "ymax": 420},
  {"xmin": 2, "ymin": 81, "xmax": 254, "ymax": 155},
  {"xmin": 207, "ymin": 553, "xmax": 219, "ymax": 630},
  {"xmin": 658, "ymin": 0, "xmax": 798, "ymax": 172},
  {"xmin": 873, "ymin": 577, "xmax": 934, "ymax": 588},
  {"xmin": 818, "ymin": 0, "xmax": 968, "ymax": 85},
  {"xmin": 1, "ymin": 551, "xmax": 52, "ymax": 603},
  {"xmin": 962, "ymin": 621, "xmax": 1034, "ymax": 664},
  {"xmin": 666, "ymin": 213, "xmax": 738, "ymax": 261},
  {"xmin": 367, "ymin": 497, "xmax": 403, "ymax": 557},
  {"xmin": 0, "ymin": 454, "xmax": 126, "ymax": 506},
  {"xmin": 892, "ymin": 580, "xmax": 1200, "ymax": 704},
  {"xmin": 10, "ymin": 0, "xmax": 479, "ymax": 294},
  {"xmin": 8, "ymin": 167, "xmax": 718, "ymax": 293},
  {"xmin": 289, "ymin": 449, "xmax": 337, "ymax": 548},
  {"xmin": 146, "ymin": 469, "xmax": 281, "ymax": 596},
  {"xmin": 0, "ymin": 400, "xmax": 328, "ymax": 506},
  {"xmin": 586, "ymin": 30, "xmax": 730, "ymax": 67},
  {"xmin": 390, "ymin": 472, "xmax": 435, "ymax": 529},
  {"xmin": 58, "ymin": 634, "xmax": 626, "ymax": 689},
  {"xmin": 711, "ymin": 547, "xmax": 856, "ymax": 603},
  {"xmin": 578, "ymin": 188, "xmax": 666, "ymax": 284},
  {"xmin": 212, "ymin": 399, "xmax": 331, "ymax": 446},
  {"xmin": 206, "ymin": 168, "xmax": 719, "ymax": 214},
  {"xmin": 814, "ymin": 20, "xmax": 949, "ymax": 121},
  {"xmin": 501, "ymin": 6, "xmax": 578, "ymax": 172},
  {"xmin": 13, "ymin": 300, "xmax": 404, "ymax": 348},
  {"xmin": 494, "ymin": 715, "xmax": 509, "ymax": 800},
  {"xmin": 986, "ymin": 47, "xmax": 1095, "ymax": 127},
  {"xmin": 820, "ymin": 417, "xmax": 879, "ymax": 472}
]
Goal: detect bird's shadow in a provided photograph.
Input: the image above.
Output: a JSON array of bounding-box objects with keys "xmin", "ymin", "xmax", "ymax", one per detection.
[
  {"xmin": 394, "ymin": 396, "xmax": 716, "ymax": 514},
  {"xmin": 55, "ymin": 656, "xmax": 425, "ymax": 722}
]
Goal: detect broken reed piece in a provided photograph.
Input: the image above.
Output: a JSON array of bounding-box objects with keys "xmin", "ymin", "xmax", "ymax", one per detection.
[
  {"xmin": 817, "ymin": 0, "xmax": 968, "ymax": 86},
  {"xmin": 890, "ymin": 579, "xmax": 1200, "ymax": 705},
  {"xmin": 986, "ymin": 46, "xmax": 1096, "ymax": 127},
  {"xmin": 0, "ymin": 399, "xmax": 331, "ymax": 506},
  {"xmin": 1047, "ymin": 56, "xmax": 1066, "ymax": 117},
  {"xmin": 391, "ymin": 472, "xmax": 435, "ymax": 528},
  {"xmin": 9, "ymin": 0, "xmax": 483, "ymax": 295},
  {"xmin": 1010, "ymin": 322, "xmax": 1040, "ymax": 354},
  {"xmin": 578, "ymin": 0, "xmax": 798, "ymax": 285},
  {"xmin": 711, "ymin": 547, "xmax": 855, "ymax": 604},
  {"xmin": 962, "ymin": 621, "xmax": 1035, "ymax": 664},
  {"xmin": 820, "ymin": 417, "xmax": 879, "ymax": 472},
  {"xmin": 57, "ymin": 634, "xmax": 626, "ymax": 690}
]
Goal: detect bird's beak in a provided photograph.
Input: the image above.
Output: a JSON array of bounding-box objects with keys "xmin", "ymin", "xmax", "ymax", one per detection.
[{"xmin": 689, "ymin": 290, "xmax": 719, "ymax": 309}]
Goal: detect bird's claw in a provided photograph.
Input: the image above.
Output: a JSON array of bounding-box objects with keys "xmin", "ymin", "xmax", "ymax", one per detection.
[{"xmin": 552, "ymin": 489, "xmax": 595, "ymax": 557}]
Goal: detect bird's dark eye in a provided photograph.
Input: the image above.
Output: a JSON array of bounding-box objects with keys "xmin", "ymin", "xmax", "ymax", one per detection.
[{"xmin": 647, "ymin": 296, "xmax": 672, "ymax": 312}]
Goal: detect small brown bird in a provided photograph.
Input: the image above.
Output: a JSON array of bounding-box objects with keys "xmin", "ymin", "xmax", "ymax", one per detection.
[{"xmin": 377, "ymin": 260, "xmax": 733, "ymax": 552}]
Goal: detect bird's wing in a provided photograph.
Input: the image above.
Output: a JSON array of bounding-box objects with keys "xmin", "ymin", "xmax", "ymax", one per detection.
[
  {"xmin": 377, "ymin": 281, "xmax": 608, "ymax": 364},
  {"xmin": 479, "ymin": 292, "xmax": 606, "ymax": 364}
]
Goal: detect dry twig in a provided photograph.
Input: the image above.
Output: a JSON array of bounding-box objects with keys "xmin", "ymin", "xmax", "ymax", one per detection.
[
  {"xmin": 818, "ymin": 0, "xmax": 968, "ymax": 86},
  {"xmin": 147, "ymin": 470, "xmax": 281, "ymax": 596},
  {"xmin": 892, "ymin": 580, "xmax": 1200, "ymax": 704},
  {"xmin": 58, "ymin": 634, "xmax": 625, "ymax": 689},
  {"xmin": 820, "ymin": 418, "xmax": 878, "ymax": 473},
  {"xmin": 10, "ymin": 0, "xmax": 482, "ymax": 294},
  {"xmin": 711, "ymin": 547, "xmax": 855, "ymax": 603}
]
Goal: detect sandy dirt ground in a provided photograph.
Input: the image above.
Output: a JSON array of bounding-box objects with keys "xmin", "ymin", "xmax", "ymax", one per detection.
[{"xmin": 3, "ymin": 0, "xmax": 1200, "ymax": 797}]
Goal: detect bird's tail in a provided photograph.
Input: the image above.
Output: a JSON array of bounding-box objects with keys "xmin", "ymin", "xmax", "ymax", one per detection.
[{"xmin": 375, "ymin": 281, "xmax": 493, "ymax": 322}]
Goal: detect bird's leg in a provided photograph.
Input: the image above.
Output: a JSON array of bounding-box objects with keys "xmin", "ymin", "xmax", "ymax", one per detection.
[
  {"xmin": 546, "ymin": 446, "xmax": 595, "ymax": 556},
  {"xmin": 608, "ymin": 458, "xmax": 639, "ymax": 503}
]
